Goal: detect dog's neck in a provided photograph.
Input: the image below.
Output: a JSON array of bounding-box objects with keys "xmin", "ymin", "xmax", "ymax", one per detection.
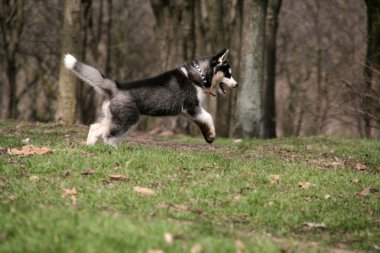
[
  {"xmin": 192, "ymin": 62, "xmax": 216, "ymax": 97},
  {"xmin": 193, "ymin": 62, "xmax": 209, "ymax": 87}
]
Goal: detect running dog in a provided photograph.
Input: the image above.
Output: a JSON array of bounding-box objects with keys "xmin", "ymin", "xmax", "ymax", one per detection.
[{"xmin": 64, "ymin": 48, "xmax": 238, "ymax": 146}]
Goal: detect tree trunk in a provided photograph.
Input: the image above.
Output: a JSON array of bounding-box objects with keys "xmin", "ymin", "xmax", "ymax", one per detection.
[
  {"xmin": 263, "ymin": 0, "xmax": 282, "ymax": 138},
  {"xmin": 0, "ymin": 0, "xmax": 25, "ymax": 119},
  {"xmin": 150, "ymin": 0, "xmax": 196, "ymax": 134},
  {"xmin": 56, "ymin": 0, "xmax": 82, "ymax": 124},
  {"xmin": 234, "ymin": 0, "xmax": 267, "ymax": 137},
  {"xmin": 363, "ymin": 0, "xmax": 380, "ymax": 138}
]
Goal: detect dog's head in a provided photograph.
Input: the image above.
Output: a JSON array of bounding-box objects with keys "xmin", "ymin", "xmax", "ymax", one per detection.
[{"xmin": 210, "ymin": 48, "xmax": 238, "ymax": 95}]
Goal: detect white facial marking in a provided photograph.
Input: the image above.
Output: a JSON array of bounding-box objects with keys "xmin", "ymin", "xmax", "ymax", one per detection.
[{"xmin": 222, "ymin": 77, "xmax": 238, "ymax": 88}]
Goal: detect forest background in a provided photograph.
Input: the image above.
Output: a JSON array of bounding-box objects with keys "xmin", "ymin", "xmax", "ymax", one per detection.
[{"xmin": 1, "ymin": 0, "xmax": 379, "ymax": 139}]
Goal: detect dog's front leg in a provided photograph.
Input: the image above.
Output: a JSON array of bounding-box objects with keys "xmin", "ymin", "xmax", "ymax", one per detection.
[{"xmin": 190, "ymin": 108, "xmax": 216, "ymax": 144}]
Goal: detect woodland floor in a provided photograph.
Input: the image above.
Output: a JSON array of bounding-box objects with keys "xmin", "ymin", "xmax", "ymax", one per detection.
[{"xmin": 0, "ymin": 121, "xmax": 379, "ymax": 253}]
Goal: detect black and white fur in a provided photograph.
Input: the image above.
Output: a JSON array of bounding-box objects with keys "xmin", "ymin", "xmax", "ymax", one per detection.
[{"xmin": 64, "ymin": 48, "xmax": 238, "ymax": 146}]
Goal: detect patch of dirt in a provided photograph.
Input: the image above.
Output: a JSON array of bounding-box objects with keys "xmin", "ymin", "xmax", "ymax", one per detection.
[{"xmin": 124, "ymin": 132, "xmax": 221, "ymax": 153}]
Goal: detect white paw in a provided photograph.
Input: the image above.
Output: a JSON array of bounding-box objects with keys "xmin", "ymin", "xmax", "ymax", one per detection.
[{"xmin": 64, "ymin": 54, "xmax": 77, "ymax": 69}]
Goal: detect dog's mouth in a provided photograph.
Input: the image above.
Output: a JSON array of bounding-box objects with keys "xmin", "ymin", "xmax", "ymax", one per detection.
[{"xmin": 219, "ymin": 82, "xmax": 227, "ymax": 95}]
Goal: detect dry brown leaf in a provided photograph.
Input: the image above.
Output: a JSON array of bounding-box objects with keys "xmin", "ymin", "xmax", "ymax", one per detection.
[
  {"xmin": 80, "ymin": 169, "xmax": 96, "ymax": 175},
  {"xmin": 110, "ymin": 174, "xmax": 129, "ymax": 181},
  {"xmin": 356, "ymin": 187, "xmax": 370, "ymax": 197},
  {"xmin": 230, "ymin": 194, "xmax": 242, "ymax": 205},
  {"xmin": 147, "ymin": 250, "xmax": 163, "ymax": 253},
  {"xmin": 235, "ymin": 239, "xmax": 245, "ymax": 253},
  {"xmin": 8, "ymin": 145, "xmax": 51, "ymax": 156},
  {"xmin": 125, "ymin": 160, "xmax": 132, "ymax": 168},
  {"xmin": 172, "ymin": 204, "xmax": 188, "ymax": 212},
  {"xmin": 331, "ymin": 157, "xmax": 345, "ymax": 168},
  {"xmin": 164, "ymin": 232, "xmax": 173, "ymax": 244},
  {"xmin": 269, "ymin": 174, "xmax": 281, "ymax": 184},
  {"xmin": 62, "ymin": 188, "xmax": 77, "ymax": 198},
  {"xmin": 191, "ymin": 243, "xmax": 203, "ymax": 253},
  {"xmin": 134, "ymin": 186, "xmax": 155, "ymax": 196},
  {"xmin": 21, "ymin": 138, "xmax": 30, "ymax": 144},
  {"xmin": 0, "ymin": 147, "xmax": 7, "ymax": 154},
  {"xmin": 298, "ymin": 182, "xmax": 311, "ymax": 189},
  {"xmin": 9, "ymin": 195, "xmax": 17, "ymax": 201},
  {"xmin": 354, "ymin": 163, "xmax": 367, "ymax": 171},
  {"xmin": 29, "ymin": 175, "xmax": 39, "ymax": 182},
  {"xmin": 351, "ymin": 178, "xmax": 360, "ymax": 183},
  {"xmin": 302, "ymin": 222, "xmax": 326, "ymax": 229}
]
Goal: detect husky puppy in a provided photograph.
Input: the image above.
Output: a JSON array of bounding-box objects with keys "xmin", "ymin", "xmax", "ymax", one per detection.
[{"xmin": 64, "ymin": 48, "xmax": 238, "ymax": 146}]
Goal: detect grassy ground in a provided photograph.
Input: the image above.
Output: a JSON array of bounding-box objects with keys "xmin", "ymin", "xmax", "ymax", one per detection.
[{"xmin": 0, "ymin": 121, "xmax": 379, "ymax": 253}]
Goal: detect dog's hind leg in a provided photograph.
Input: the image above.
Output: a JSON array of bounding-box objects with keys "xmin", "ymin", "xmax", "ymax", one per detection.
[
  {"xmin": 188, "ymin": 107, "xmax": 216, "ymax": 144},
  {"xmin": 86, "ymin": 122, "xmax": 102, "ymax": 145},
  {"xmin": 102, "ymin": 102, "xmax": 140, "ymax": 147},
  {"xmin": 86, "ymin": 118, "xmax": 110, "ymax": 145}
]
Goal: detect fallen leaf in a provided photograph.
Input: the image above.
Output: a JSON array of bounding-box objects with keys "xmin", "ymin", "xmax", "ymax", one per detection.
[
  {"xmin": 64, "ymin": 170, "xmax": 71, "ymax": 178},
  {"xmin": 172, "ymin": 204, "xmax": 188, "ymax": 212},
  {"xmin": 351, "ymin": 178, "xmax": 360, "ymax": 183},
  {"xmin": 102, "ymin": 179, "xmax": 112, "ymax": 185},
  {"xmin": 191, "ymin": 243, "xmax": 203, "ymax": 253},
  {"xmin": 356, "ymin": 187, "xmax": 370, "ymax": 197},
  {"xmin": 62, "ymin": 188, "xmax": 77, "ymax": 198},
  {"xmin": 164, "ymin": 232, "xmax": 173, "ymax": 244},
  {"xmin": 302, "ymin": 222, "xmax": 326, "ymax": 229},
  {"xmin": 29, "ymin": 175, "xmax": 39, "ymax": 182},
  {"xmin": 110, "ymin": 174, "xmax": 129, "ymax": 181},
  {"xmin": 80, "ymin": 169, "xmax": 95, "ymax": 175},
  {"xmin": 0, "ymin": 147, "xmax": 7, "ymax": 154},
  {"xmin": 21, "ymin": 138, "xmax": 30, "ymax": 144},
  {"xmin": 134, "ymin": 186, "xmax": 155, "ymax": 196},
  {"xmin": 125, "ymin": 160, "xmax": 132, "ymax": 168},
  {"xmin": 354, "ymin": 163, "xmax": 367, "ymax": 171},
  {"xmin": 235, "ymin": 239, "xmax": 245, "ymax": 253},
  {"xmin": 147, "ymin": 250, "xmax": 163, "ymax": 253},
  {"xmin": 324, "ymin": 194, "xmax": 331, "ymax": 200},
  {"xmin": 230, "ymin": 194, "xmax": 242, "ymax": 205},
  {"xmin": 269, "ymin": 174, "xmax": 281, "ymax": 184},
  {"xmin": 8, "ymin": 145, "xmax": 51, "ymax": 156},
  {"xmin": 298, "ymin": 182, "xmax": 311, "ymax": 189},
  {"xmin": 331, "ymin": 157, "xmax": 345, "ymax": 168}
]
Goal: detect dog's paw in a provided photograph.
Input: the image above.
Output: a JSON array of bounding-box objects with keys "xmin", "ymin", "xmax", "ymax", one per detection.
[{"xmin": 205, "ymin": 134, "xmax": 215, "ymax": 144}]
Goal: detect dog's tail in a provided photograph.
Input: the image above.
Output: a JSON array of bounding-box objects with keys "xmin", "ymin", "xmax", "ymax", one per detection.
[{"xmin": 64, "ymin": 54, "xmax": 116, "ymax": 98}]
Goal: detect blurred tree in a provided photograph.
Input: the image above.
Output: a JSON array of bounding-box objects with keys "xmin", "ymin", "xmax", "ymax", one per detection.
[
  {"xmin": 56, "ymin": 0, "xmax": 82, "ymax": 124},
  {"xmin": 235, "ymin": 0, "xmax": 267, "ymax": 137},
  {"xmin": 263, "ymin": 0, "xmax": 282, "ymax": 138},
  {"xmin": 363, "ymin": 0, "xmax": 380, "ymax": 138},
  {"xmin": 0, "ymin": 0, "xmax": 25, "ymax": 119}
]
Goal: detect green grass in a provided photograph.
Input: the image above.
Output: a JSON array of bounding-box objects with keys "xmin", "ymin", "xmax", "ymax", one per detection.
[{"xmin": 0, "ymin": 121, "xmax": 379, "ymax": 252}]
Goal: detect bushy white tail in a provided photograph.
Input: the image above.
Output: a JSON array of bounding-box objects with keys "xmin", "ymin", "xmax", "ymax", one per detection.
[
  {"xmin": 63, "ymin": 53, "xmax": 116, "ymax": 98},
  {"xmin": 64, "ymin": 54, "xmax": 77, "ymax": 69}
]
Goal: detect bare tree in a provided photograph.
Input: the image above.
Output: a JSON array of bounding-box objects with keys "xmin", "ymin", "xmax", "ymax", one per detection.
[
  {"xmin": 56, "ymin": 0, "xmax": 82, "ymax": 124},
  {"xmin": 0, "ymin": 0, "xmax": 25, "ymax": 119},
  {"xmin": 362, "ymin": 0, "xmax": 380, "ymax": 138},
  {"xmin": 234, "ymin": 0, "xmax": 267, "ymax": 137},
  {"xmin": 263, "ymin": 0, "xmax": 282, "ymax": 138}
]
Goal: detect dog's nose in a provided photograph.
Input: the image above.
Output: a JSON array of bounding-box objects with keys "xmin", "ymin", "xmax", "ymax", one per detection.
[{"xmin": 235, "ymin": 82, "xmax": 239, "ymax": 87}]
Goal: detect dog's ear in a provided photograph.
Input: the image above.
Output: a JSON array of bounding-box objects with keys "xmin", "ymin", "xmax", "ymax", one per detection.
[{"xmin": 212, "ymin": 48, "xmax": 229, "ymax": 65}]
